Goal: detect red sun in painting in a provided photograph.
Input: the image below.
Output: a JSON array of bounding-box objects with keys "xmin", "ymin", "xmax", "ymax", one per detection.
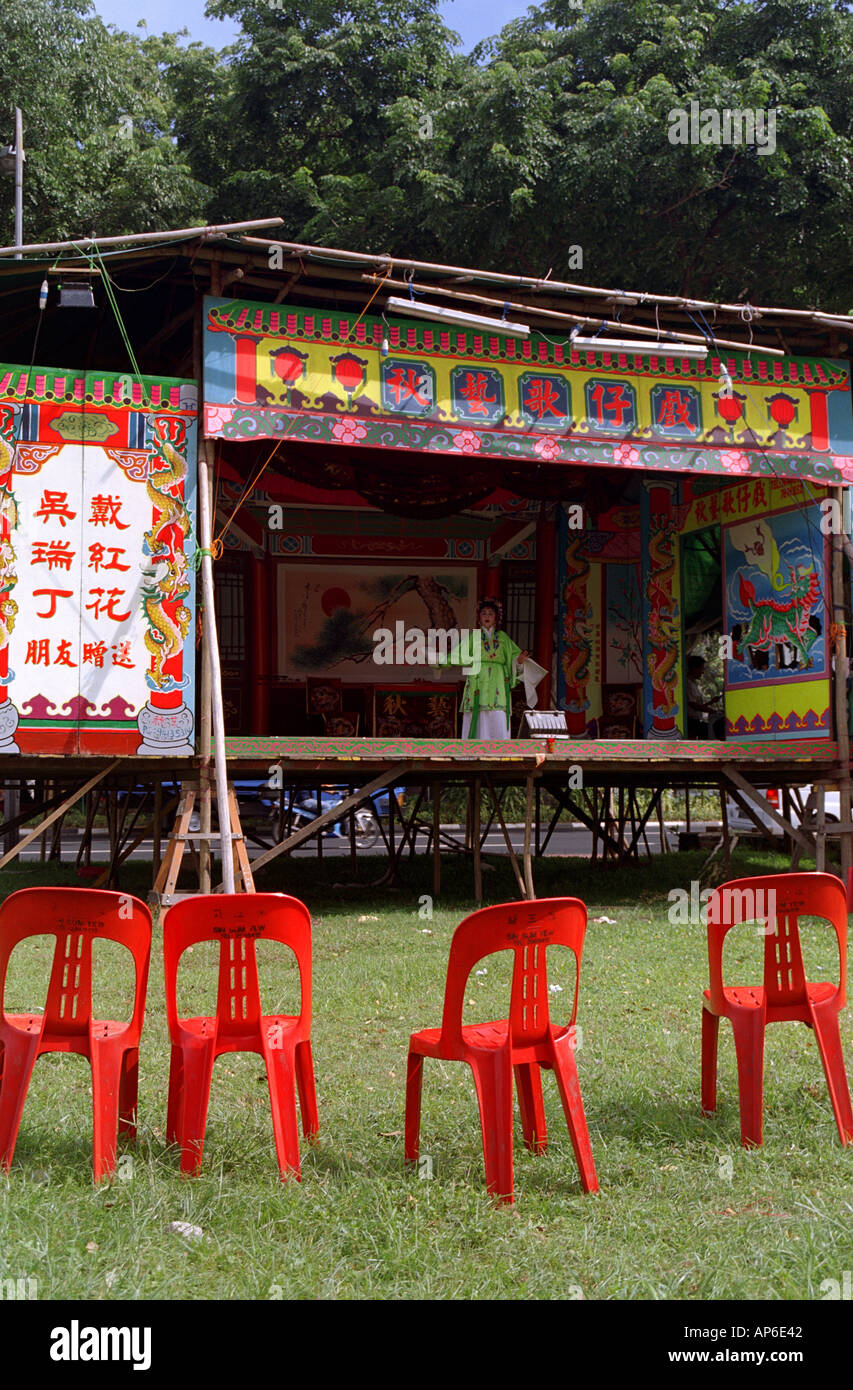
[{"xmin": 321, "ymin": 587, "xmax": 351, "ymax": 616}]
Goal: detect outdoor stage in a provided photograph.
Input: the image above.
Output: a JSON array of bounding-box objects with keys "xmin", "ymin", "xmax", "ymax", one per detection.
[{"xmin": 0, "ymin": 736, "xmax": 845, "ymax": 901}]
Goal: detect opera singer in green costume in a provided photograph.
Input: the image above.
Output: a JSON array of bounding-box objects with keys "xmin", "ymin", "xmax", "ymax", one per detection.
[{"xmin": 442, "ymin": 597, "xmax": 529, "ymax": 739}]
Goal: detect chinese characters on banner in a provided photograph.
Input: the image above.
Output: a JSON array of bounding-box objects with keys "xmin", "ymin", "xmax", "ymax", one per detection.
[
  {"xmin": 204, "ymin": 296, "xmax": 853, "ymax": 488},
  {"xmin": 0, "ymin": 368, "xmax": 197, "ymax": 754}
]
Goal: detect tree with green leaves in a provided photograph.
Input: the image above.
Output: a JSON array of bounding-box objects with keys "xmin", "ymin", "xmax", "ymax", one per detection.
[
  {"xmin": 186, "ymin": 0, "xmax": 463, "ymax": 248},
  {"xmin": 456, "ymin": 0, "xmax": 853, "ymax": 306},
  {"xmin": 3, "ymin": 0, "xmax": 853, "ymax": 313},
  {"xmin": 177, "ymin": 0, "xmax": 853, "ymax": 308},
  {"xmin": 0, "ymin": 0, "xmax": 207, "ymax": 245}
]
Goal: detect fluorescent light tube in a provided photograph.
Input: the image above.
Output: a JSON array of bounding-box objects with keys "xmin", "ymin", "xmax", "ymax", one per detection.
[
  {"xmin": 385, "ymin": 295, "xmax": 530, "ymax": 337},
  {"xmin": 570, "ymin": 336, "xmax": 708, "ymax": 358}
]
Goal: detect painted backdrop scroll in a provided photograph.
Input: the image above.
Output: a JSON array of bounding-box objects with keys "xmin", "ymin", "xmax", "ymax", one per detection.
[
  {"xmin": 723, "ymin": 499, "xmax": 830, "ymax": 739},
  {"xmin": 557, "ymin": 514, "xmax": 595, "ymax": 734},
  {"xmin": 642, "ymin": 480, "xmax": 683, "ymax": 737},
  {"xmin": 0, "ymin": 366, "xmax": 197, "ymax": 754}
]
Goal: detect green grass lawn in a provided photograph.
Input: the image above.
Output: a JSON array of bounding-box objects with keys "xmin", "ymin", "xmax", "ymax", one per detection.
[{"xmin": 1, "ymin": 846, "xmax": 852, "ymax": 1301}]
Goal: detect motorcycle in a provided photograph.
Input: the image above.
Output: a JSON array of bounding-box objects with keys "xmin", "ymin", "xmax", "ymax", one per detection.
[{"xmin": 256, "ymin": 782, "xmax": 404, "ymax": 850}]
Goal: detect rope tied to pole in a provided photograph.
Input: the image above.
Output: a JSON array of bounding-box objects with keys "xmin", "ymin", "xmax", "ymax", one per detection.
[{"xmin": 190, "ymin": 541, "xmax": 223, "ymax": 570}]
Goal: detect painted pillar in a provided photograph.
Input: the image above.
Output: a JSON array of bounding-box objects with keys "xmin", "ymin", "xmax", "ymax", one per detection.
[
  {"xmin": 136, "ymin": 416, "xmax": 195, "ymax": 755},
  {"xmin": 234, "ymin": 336, "xmax": 259, "ymax": 405},
  {"xmin": 558, "ymin": 526, "xmax": 592, "ymax": 736},
  {"xmin": 0, "ymin": 426, "xmax": 19, "ymax": 752},
  {"xmin": 476, "ymin": 557, "xmax": 492, "ymax": 600},
  {"xmin": 251, "ymin": 555, "xmax": 270, "ymax": 734},
  {"xmin": 534, "ymin": 503, "xmax": 556, "ymax": 707},
  {"xmin": 642, "ymin": 479, "xmax": 682, "ymax": 738},
  {"xmin": 807, "ymin": 390, "xmax": 830, "ymax": 451}
]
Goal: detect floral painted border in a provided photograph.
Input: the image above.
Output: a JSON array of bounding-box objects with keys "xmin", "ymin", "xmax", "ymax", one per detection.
[
  {"xmin": 207, "ymin": 404, "xmax": 853, "ymax": 488},
  {"xmin": 222, "ymin": 734, "xmax": 838, "ymax": 764}
]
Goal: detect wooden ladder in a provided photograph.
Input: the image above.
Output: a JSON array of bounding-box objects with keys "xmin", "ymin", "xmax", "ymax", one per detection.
[{"xmin": 149, "ymin": 781, "xmax": 254, "ymax": 910}]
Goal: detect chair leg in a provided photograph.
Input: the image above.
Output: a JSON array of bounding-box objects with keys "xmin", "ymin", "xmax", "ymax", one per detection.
[
  {"xmin": 90, "ymin": 1039, "xmax": 126, "ymax": 1182},
  {"xmin": 809, "ymin": 1000, "xmax": 853, "ymax": 1145},
  {"xmin": 118, "ymin": 1048, "xmax": 139, "ymax": 1141},
  {"xmin": 176, "ymin": 1042, "xmax": 217, "ymax": 1176},
  {"xmin": 0, "ymin": 1030, "xmax": 41, "ymax": 1172},
  {"xmin": 701, "ymin": 1007, "xmax": 720, "ymax": 1115},
  {"xmin": 551, "ymin": 1031, "xmax": 598, "ymax": 1194},
  {"xmin": 514, "ymin": 1062, "xmax": 547, "ymax": 1154},
  {"xmin": 470, "ymin": 1053, "xmax": 514, "ymax": 1203},
  {"xmin": 730, "ymin": 1008, "xmax": 766, "ymax": 1148},
  {"xmin": 294, "ymin": 1040, "xmax": 319, "ymax": 1140},
  {"xmin": 165, "ymin": 1045, "xmax": 184, "ymax": 1146},
  {"xmin": 263, "ymin": 1046, "xmax": 302, "ymax": 1181},
  {"xmin": 404, "ymin": 1049, "xmax": 424, "ymax": 1166}
]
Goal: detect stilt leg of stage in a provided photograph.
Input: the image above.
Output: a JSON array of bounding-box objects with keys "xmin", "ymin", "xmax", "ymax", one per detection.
[
  {"xmin": 472, "ymin": 776, "xmax": 482, "ymax": 904},
  {"xmin": 718, "ymin": 787, "xmax": 731, "ymax": 878},
  {"xmin": 523, "ymin": 775, "xmax": 535, "ymax": 900},
  {"xmin": 433, "ymin": 781, "xmax": 441, "ymax": 901},
  {"xmin": 485, "ymin": 775, "xmax": 528, "ymax": 899}
]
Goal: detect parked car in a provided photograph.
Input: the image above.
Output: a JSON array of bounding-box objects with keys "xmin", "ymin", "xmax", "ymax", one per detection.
[{"xmin": 725, "ymin": 785, "xmax": 840, "ymax": 836}]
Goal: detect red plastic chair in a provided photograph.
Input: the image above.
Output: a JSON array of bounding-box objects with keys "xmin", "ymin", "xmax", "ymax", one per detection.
[
  {"xmin": 0, "ymin": 887, "xmax": 152, "ymax": 1181},
  {"xmin": 702, "ymin": 872, "xmax": 853, "ymax": 1147},
  {"xmin": 163, "ymin": 893, "xmax": 318, "ymax": 1180},
  {"xmin": 405, "ymin": 897, "xmax": 598, "ymax": 1203}
]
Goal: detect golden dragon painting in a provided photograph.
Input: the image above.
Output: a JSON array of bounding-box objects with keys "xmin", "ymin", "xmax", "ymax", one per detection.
[
  {"xmin": 141, "ymin": 439, "xmax": 192, "ymax": 691},
  {"xmin": 0, "ymin": 435, "xmax": 18, "ymax": 659}
]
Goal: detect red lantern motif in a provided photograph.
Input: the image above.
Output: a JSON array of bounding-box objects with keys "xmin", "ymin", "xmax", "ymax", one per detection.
[
  {"xmin": 767, "ymin": 392, "xmax": 797, "ymax": 431},
  {"xmin": 717, "ymin": 394, "xmax": 743, "ymax": 424},
  {"xmin": 715, "ymin": 389, "xmax": 746, "ymax": 440},
  {"xmin": 270, "ymin": 345, "xmax": 308, "ymax": 385},
  {"xmin": 330, "ymin": 350, "xmax": 368, "ymax": 402}
]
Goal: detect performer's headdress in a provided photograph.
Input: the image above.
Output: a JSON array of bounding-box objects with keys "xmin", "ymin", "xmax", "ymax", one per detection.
[{"xmin": 477, "ymin": 596, "xmax": 503, "ymax": 627}]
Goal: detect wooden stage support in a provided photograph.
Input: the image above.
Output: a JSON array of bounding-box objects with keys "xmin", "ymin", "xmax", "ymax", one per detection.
[
  {"xmin": 0, "ymin": 734, "xmax": 846, "ymax": 900},
  {"xmin": 151, "ymin": 782, "xmax": 254, "ymax": 908}
]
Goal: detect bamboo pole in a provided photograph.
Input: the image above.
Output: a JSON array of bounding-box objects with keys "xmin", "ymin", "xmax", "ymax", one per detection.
[
  {"xmin": 364, "ymin": 274, "xmax": 786, "ymax": 356},
  {"xmin": 484, "ymin": 775, "xmax": 527, "ymax": 897},
  {"xmin": 831, "ymin": 486, "xmax": 852, "ymax": 880},
  {"xmin": 193, "ymin": 296, "xmax": 214, "ymax": 893},
  {"xmin": 472, "ymin": 776, "xmax": 482, "ymax": 904},
  {"xmin": 432, "ymin": 780, "xmax": 441, "ymax": 901},
  {"xmin": 240, "ymin": 235, "xmax": 853, "ymax": 329},
  {"xmin": 194, "ymin": 269, "xmax": 234, "ymax": 897},
  {"xmin": 0, "ymin": 218, "xmax": 284, "ymax": 260},
  {"xmin": 816, "ymin": 783, "xmax": 826, "ymax": 873},
  {"xmin": 198, "ymin": 439, "xmax": 213, "ymax": 894},
  {"xmin": 523, "ymin": 775, "xmax": 535, "ymax": 899},
  {"xmin": 197, "ymin": 443, "xmax": 235, "ymax": 894},
  {"xmin": 152, "ymin": 779, "xmax": 163, "ymax": 878}
]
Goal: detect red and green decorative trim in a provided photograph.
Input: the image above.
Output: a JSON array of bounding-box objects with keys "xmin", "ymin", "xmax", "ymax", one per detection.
[
  {"xmin": 205, "ymin": 301, "xmax": 848, "ymax": 390},
  {"xmin": 0, "ymin": 364, "xmax": 196, "ymax": 411}
]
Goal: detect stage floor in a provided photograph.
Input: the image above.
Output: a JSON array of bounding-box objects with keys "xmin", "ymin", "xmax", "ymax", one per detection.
[{"xmin": 0, "ymin": 736, "xmax": 841, "ymax": 789}]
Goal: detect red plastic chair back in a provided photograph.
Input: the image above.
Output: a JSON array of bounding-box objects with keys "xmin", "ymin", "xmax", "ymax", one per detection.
[
  {"xmin": 163, "ymin": 894, "xmax": 312, "ymax": 1047},
  {"xmin": 0, "ymin": 887, "xmax": 151, "ymax": 1046},
  {"xmin": 439, "ymin": 897, "xmax": 586, "ymax": 1049},
  {"xmin": 706, "ymin": 872, "xmax": 847, "ymax": 1016}
]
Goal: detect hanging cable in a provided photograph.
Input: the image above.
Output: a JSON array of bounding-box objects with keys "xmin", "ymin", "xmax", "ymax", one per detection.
[
  {"xmin": 91, "ymin": 243, "xmax": 150, "ymax": 409},
  {"xmin": 342, "ymin": 262, "xmax": 393, "ymax": 345}
]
